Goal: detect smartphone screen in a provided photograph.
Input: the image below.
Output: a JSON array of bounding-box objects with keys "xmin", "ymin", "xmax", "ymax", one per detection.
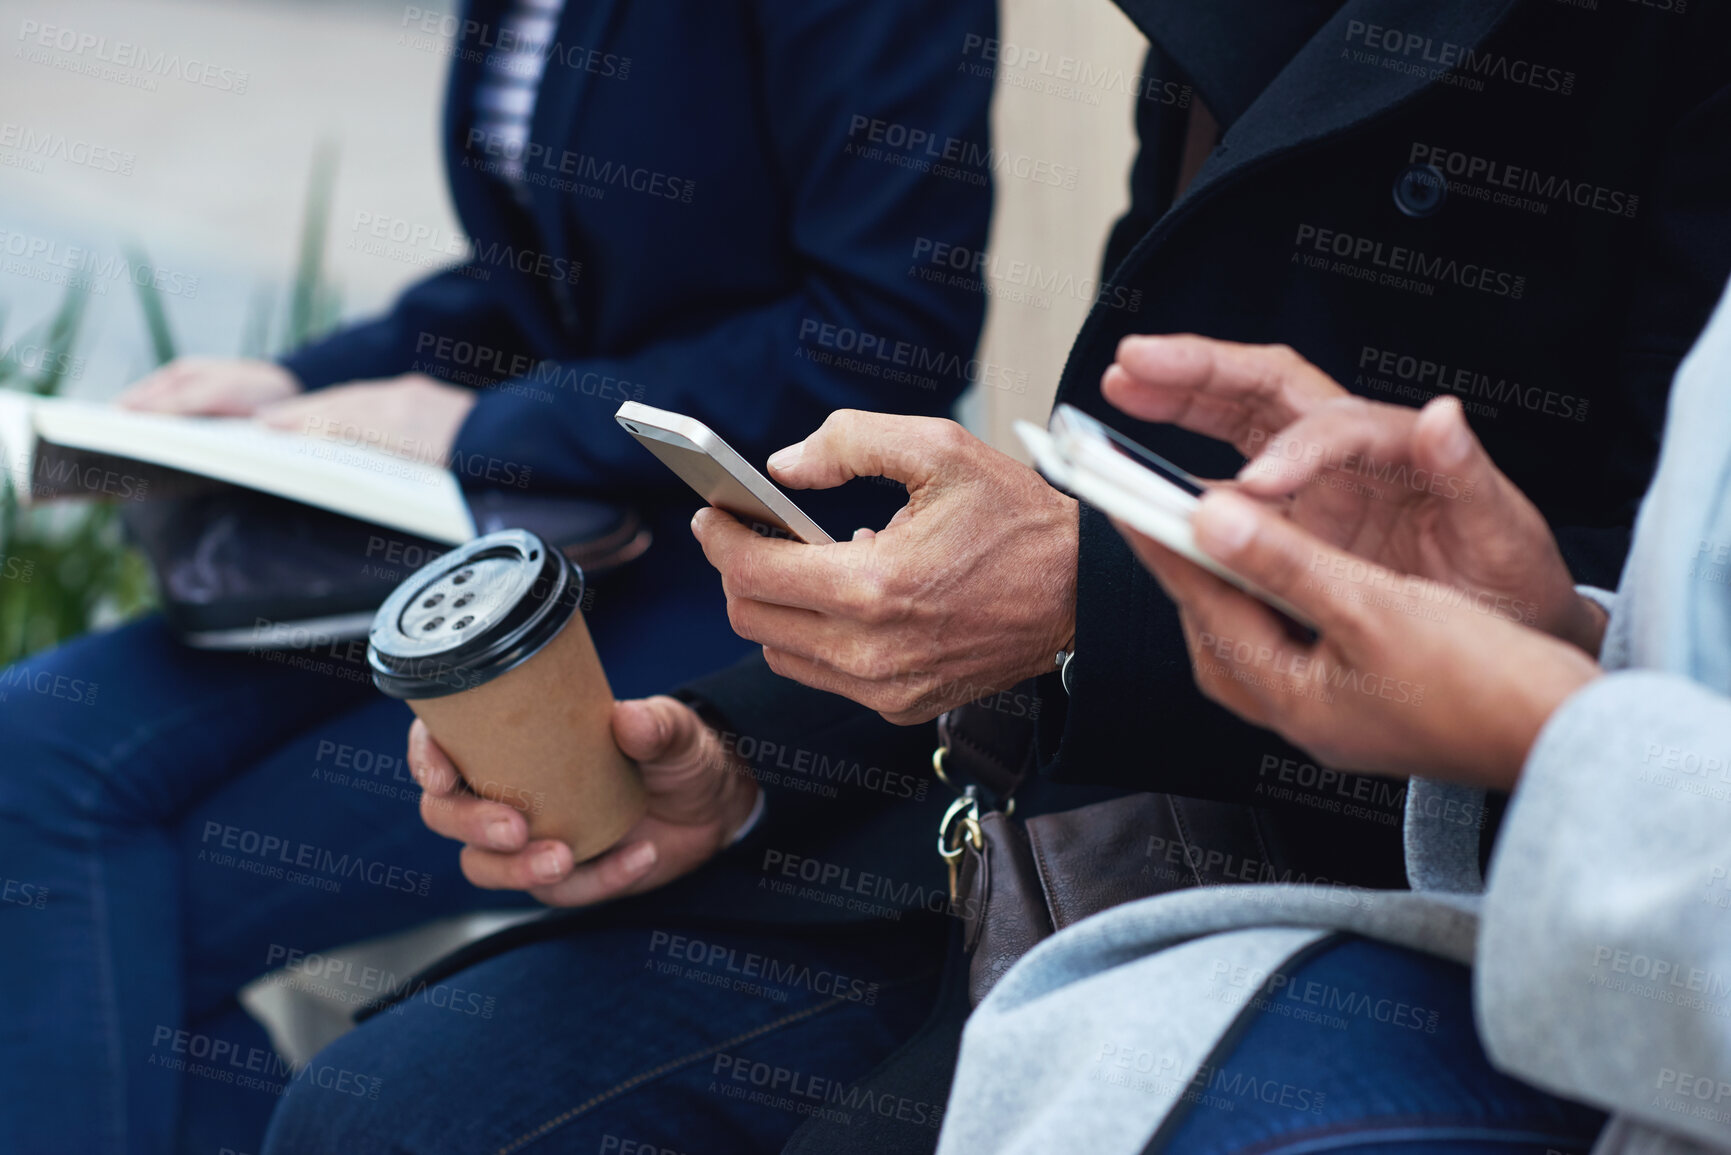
[{"xmin": 1048, "ymin": 404, "xmax": 1206, "ymax": 497}]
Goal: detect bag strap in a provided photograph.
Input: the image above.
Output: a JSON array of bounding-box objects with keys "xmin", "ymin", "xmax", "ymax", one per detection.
[{"xmin": 933, "ymin": 677, "xmax": 1042, "ymax": 812}]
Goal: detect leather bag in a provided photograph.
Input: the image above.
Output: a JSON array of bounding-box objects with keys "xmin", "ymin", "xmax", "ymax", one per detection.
[{"xmin": 935, "ymin": 681, "xmax": 1298, "ymax": 1006}]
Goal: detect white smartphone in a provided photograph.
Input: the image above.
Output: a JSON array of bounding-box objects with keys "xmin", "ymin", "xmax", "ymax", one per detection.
[
  {"xmin": 1016, "ymin": 404, "xmax": 1315, "ymax": 629},
  {"xmin": 615, "ymin": 401, "xmax": 835, "ymax": 545}
]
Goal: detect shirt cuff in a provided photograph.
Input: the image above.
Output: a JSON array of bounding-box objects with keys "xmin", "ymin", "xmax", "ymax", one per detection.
[
  {"xmin": 725, "ymin": 782, "xmax": 768, "ymax": 847},
  {"xmin": 1575, "ymin": 583, "xmax": 1617, "ymax": 617}
]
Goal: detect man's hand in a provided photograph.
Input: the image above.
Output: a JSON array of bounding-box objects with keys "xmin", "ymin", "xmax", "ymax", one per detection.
[
  {"xmin": 254, "ymin": 373, "xmax": 476, "ymax": 466},
  {"xmin": 692, "ymin": 411, "xmax": 1078, "ymax": 725},
  {"xmin": 411, "ymin": 697, "xmax": 760, "ymax": 907},
  {"xmin": 1127, "ymin": 491, "xmax": 1600, "ymax": 791},
  {"xmin": 117, "ymin": 356, "xmax": 302, "ymax": 415},
  {"xmin": 1106, "ymin": 334, "xmax": 1606, "ymax": 654}
]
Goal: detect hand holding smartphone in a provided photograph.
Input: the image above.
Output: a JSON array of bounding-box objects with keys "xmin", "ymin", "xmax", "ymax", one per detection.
[
  {"xmin": 615, "ymin": 402, "xmax": 835, "ymax": 544},
  {"xmin": 1016, "ymin": 404, "xmax": 1316, "ymax": 630}
]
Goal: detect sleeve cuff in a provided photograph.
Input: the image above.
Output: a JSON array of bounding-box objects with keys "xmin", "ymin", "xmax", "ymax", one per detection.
[
  {"xmin": 725, "ymin": 785, "xmax": 768, "ymax": 846},
  {"xmin": 1575, "ymin": 583, "xmax": 1617, "ymax": 618}
]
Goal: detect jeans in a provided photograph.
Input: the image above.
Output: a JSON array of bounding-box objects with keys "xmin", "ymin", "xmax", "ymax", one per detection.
[
  {"xmin": 260, "ymin": 920, "xmax": 946, "ymax": 1155},
  {"xmin": 1157, "ymin": 937, "xmax": 1608, "ymax": 1155},
  {"xmin": 0, "ymin": 511, "xmax": 754, "ymax": 1155}
]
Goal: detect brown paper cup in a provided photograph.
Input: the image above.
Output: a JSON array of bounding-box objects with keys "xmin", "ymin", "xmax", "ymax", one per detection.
[{"xmin": 408, "ymin": 610, "xmax": 646, "ymax": 863}]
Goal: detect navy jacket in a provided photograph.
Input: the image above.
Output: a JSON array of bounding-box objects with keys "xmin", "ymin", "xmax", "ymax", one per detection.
[
  {"xmin": 282, "ymin": 0, "xmax": 994, "ymax": 531},
  {"xmin": 1033, "ymin": 0, "xmax": 1731, "ymax": 870}
]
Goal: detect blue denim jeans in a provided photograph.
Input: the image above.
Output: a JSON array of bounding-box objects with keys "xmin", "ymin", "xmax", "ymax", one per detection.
[
  {"xmin": 1157, "ymin": 937, "xmax": 1608, "ymax": 1155},
  {"xmin": 260, "ymin": 920, "xmax": 946, "ymax": 1155},
  {"xmin": 0, "ymin": 513, "xmax": 756, "ymax": 1155}
]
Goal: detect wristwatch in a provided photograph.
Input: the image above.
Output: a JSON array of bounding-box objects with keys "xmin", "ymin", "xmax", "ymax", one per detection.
[{"xmin": 1055, "ymin": 649, "xmax": 1076, "ymax": 696}]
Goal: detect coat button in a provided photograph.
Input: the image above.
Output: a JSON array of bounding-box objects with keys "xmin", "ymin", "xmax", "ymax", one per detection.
[{"xmin": 1393, "ymin": 163, "xmax": 1447, "ymax": 218}]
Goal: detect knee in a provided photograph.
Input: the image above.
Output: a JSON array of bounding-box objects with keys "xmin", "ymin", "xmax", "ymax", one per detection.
[
  {"xmin": 0, "ymin": 641, "xmax": 155, "ymax": 825},
  {"xmin": 0, "ymin": 723, "xmax": 120, "ymax": 829},
  {"xmin": 260, "ymin": 1028, "xmax": 403, "ymax": 1154}
]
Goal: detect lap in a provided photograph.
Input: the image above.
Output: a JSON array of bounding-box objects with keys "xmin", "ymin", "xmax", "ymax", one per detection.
[
  {"xmin": 262, "ymin": 918, "xmax": 947, "ymax": 1155},
  {"xmin": 177, "ymin": 690, "xmax": 540, "ymax": 1014},
  {"xmin": 0, "ymin": 616, "xmax": 375, "ymax": 823},
  {"xmin": 1158, "ymin": 937, "xmax": 1607, "ymax": 1155}
]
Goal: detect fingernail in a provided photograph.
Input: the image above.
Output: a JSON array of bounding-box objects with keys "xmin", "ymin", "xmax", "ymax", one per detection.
[
  {"xmin": 1437, "ymin": 403, "xmax": 1473, "ymax": 467},
  {"xmin": 1236, "ymin": 456, "xmax": 1280, "ymax": 484},
  {"xmin": 767, "ymin": 442, "xmax": 804, "ymax": 472},
  {"xmin": 1196, "ymin": 493, "xmax": 1259, "ymax": 556},
  {"xmin": 486, "ymin": 818, "xmax": 517, "ymax": 850},
  {"xmin": 532, "ymin": 848, "xmax": 568, "ymax": 883},
  {"xmin": 622, "ymin": 841, "xmax": 658, "ymax": 875}
]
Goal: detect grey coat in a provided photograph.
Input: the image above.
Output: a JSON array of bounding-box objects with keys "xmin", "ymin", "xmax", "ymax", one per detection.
[{"xmin": 936, "ymin": 283, "xmax": 1731, "ymax": 1155}]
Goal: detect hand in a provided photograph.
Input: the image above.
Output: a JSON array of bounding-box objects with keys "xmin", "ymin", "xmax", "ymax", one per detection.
[
  {"xmin": 254, "ymin": 373, "xmax": 477, "ymax": 465},
  {"xmin": 117, "ymin": 356, "xmax": 302, "ymax": 415},
  {"xmin": 1105, "ymin": 334, "xmax": 1607, "ymax": 654},
  {"xmin": 692, "ymin": 411, "xmax": 1078, "ymax": 725},
  {"xmin": 1126, "ymin": 490, "xmax": 1601, "ymax": 791},
  {"xmin": 411, "ymin": 697, "xmax": 761, "ymax": 906}
]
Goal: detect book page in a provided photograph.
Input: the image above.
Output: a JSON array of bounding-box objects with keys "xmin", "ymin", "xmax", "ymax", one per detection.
[{"xmin": 26, "ymin": 397, "xmax": 477, "ymax": 543}]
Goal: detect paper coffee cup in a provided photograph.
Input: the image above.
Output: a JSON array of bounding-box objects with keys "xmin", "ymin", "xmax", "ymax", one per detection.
[{"xmin": 367, "ymin": 529, "xmax": 646, "ymax": 862}]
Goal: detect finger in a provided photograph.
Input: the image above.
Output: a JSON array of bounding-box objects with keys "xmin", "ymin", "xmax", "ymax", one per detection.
[
  {"xmin": 1104, "ymin": 335, "xmax": 1346, "ymax": 455},
  {"xmin": 420, "ymin": 786, "xmax": 530, "ymax": 851},
  {"xmin": 253, "ymin": 393, "xmax": 325, "ymax": 433},
  {"xmin": 611, "ymin": 696, "xmax": 706, "ymax": 768},
  {"xmin": 691, "ymin": 506, "xmax": 874, "ymax": 612},
  {"xmin": 762, "ymin": 647, "xmax": 941, "ymax": 724},
  {"xmin": 458, "ymin": 839, "xmax": 578, "ymax": 891},
  {"xmin": 527, "ymin": 839, "xmax": 660, "ymax": 907},
  {"xmin": 723, "ymin": 594, "xmax": 851, "ymax": 665},
  {"xmin": 116, "ymin": 365, "xmax": 207, "ymax": 412},
  {"xmin": 1411, "ymin": 395, "xmax": 1500, "ymax": 501},
  {"xmin": 1190, "ymin": 490, "xmax": 1372, "ymax": 639},
  {"xmin": 1234, "ymin": 398, "xmax": 1419, "ymax": 497},
  {"xmin": 115, "ymin": 367, "xmax": 178, "ymax": 409},
  {"xmin": 766, "ymin": 410, "xmax": 971, "ymax": 490},
  {"xmin": 407, "ymin": 719, "xmax": 462, "ymax": 796}
]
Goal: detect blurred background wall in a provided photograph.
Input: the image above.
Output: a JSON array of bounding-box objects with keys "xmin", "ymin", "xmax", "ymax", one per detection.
[{"xmin": 0, "ymin": 0, "xmax": 1145, "ymax": 455}]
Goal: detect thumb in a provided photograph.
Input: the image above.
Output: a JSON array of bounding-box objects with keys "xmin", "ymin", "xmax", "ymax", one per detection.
[
  {"xmin": 1192, "ymin": 491, "xmax": 1372, "ymax": 635},
  {"xmin": 767, "ymin": 410, "xmax": 959, "ymax": 491},
  {"xmin": 1412, "ymin": 396, "xmax": 1498, "ymax": 506},
  {"xmin": 611, "ymin": 695, "xmax": 707, "ymax": 768}
]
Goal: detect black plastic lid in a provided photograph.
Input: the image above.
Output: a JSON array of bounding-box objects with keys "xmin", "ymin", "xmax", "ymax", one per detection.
[{"xmin": 367, "ymin": 528, "xmax": 583, "ymax": 700}]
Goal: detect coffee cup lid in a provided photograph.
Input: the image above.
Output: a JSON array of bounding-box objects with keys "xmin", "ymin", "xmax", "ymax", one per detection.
[{"xmin": 367, "ymin": 528, "xmax": 583, "ymax": 699}]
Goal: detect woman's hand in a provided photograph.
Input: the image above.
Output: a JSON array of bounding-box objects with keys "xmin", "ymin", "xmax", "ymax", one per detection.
[
  {"xmin": 1105, "ymin": 335, "xmax": 1606, "ymax": 654},
  {"xmin": 1125, "ymin": 491, "xmax": 1601, "ymax": 791},
  {"xmin": 411, "ymin": 697, "xmax": 761, "ymax": 907},
  {"xmin": 255, "ymin": 373, "xmax": 477, "ymax": 466},
  {"xmin": 117, "ymin": 356, "xmax": 302, "ymax": 415}
]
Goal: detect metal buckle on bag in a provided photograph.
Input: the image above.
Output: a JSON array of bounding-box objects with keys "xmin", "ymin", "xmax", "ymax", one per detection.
[
  {"xmin": 933, "ymin": 745, "xmax": 1013, "ymax": 816},
  {"xmin": 937, "ymin": 776, "xmax": 984, "ymax": 908}
]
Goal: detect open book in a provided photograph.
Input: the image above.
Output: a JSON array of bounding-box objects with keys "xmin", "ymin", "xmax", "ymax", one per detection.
[{"xmin": 0, "ymin": 392, "xmax": 476, "ymax": 544}]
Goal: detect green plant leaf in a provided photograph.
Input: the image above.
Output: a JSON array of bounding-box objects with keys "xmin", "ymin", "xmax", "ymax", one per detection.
[{"xmin": 126, "ymin": 244, "xmax": 178, "ymax": 368}]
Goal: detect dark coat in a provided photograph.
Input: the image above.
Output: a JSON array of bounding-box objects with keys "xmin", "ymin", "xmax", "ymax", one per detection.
[
  {"xmin": 281, "ymin": 0, "xmax": 995, "ymax": 532},
  {"xmin": 1036, "ymin": 0, "xmax": 1731, "ymax": 882}
]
